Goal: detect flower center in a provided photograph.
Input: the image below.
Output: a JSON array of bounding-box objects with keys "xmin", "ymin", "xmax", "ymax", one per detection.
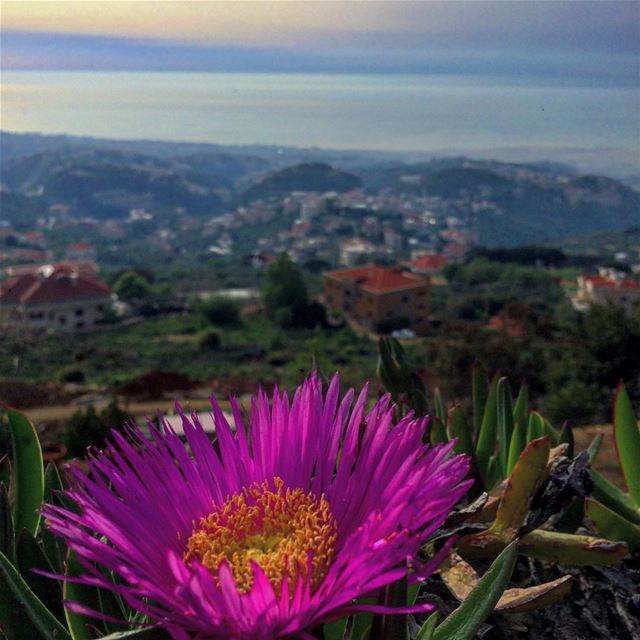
[{"xmin": 183, "ymin": 477, "xmax": 337, "ymax": 594}]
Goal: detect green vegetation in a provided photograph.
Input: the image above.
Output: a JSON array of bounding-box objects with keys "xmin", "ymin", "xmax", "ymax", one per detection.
[
  {"xmin": 197, "ymin": 297, "xmax": 241, "ymax": 326},
  {"xmin": 64, "ymin": 398, "xmax": 130, "ymax": 457}
]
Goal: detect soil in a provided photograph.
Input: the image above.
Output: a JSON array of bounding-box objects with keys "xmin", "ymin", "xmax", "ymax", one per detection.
[{"xmin": 420, "ymin": 553, "xmax": 640, "ymax": 639}]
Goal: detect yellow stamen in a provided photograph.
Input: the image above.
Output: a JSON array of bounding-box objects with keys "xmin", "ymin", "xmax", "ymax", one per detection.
[{"xmin": 183, "ymin": 477, "xmax": 337, "ymax": 594}]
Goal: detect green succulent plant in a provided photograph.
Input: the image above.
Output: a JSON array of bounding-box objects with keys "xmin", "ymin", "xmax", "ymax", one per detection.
[
  {"xmin": 376, "ymin": 338, "xmax": 633, "ymax": 639},
  {"xmin": 585, "ymin": 383, "xmax": 640, "ymax": 552}
]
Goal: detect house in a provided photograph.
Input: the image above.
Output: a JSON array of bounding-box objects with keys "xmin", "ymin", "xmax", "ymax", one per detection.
[
  {"xmin": 339, "ymin": 238, "xmax": 375, "ymax": 266},
  {"xmin": 324, "ymin": 264, "xmax": 429, "ymax": 333},
  {"xmin": 66, "ymin": 242, "xmax": 97, "ymax": 262},
  {"xmin": 0, "ymin": 263, "xmax": 114, "ymax": 333},
  {"xmin": 409, "ymin": 253, "xmax": 448, "ymax": 276},
  {"xmin": 572, "ymin": 270, "xmax": 640, "ymax": 313}
]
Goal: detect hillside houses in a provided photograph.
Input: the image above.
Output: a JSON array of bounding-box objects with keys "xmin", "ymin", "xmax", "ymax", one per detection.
[
  {"xmin": 0, "ymin": 263, "xmax": 114, "ymax": 333},
  {"xmin": 324, "ymin": 264, "xmax": 429, "ymax": 333}
]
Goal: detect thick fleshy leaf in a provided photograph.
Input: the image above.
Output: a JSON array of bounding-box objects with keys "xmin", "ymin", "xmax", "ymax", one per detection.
[
  {"xmin": 64, "ymin": 550, "xmax": 112, "ymax": 639},
  {"xmin": 558, "ymin": 421, "xmax": 574, "ymax": 459},
  {"xmin": 475, "ymin": 374, "xmax": 500, "ymax": 481},
  {"xmin": 526, "ymin": 412, "xmax": 545, "ymax": 443},
  {"xmin": 0, "ymin": 549, "xmax": 70, "ymax": 640},
  {"xmin": 416, "ymin": 613, "xmax": 438, "ymax": 640},
  {"xmin": 374, "ymin": 580, "xmax": 409, "ymax": 640},
  {"xmin": 44, "ymin": 464, "xmax": 63, "ymax": 502},
  {"xmin": 506, "ymin": 417, "xmax": 526, "ymax": 476},
  {"xmin": 8, "ymin": 409, "xmax": 44, "ymax": 536},
  {"xmin": 324, "ymin": 617, "xmax": 347, "ymax": 640},
  {"xmin": 613, "ymin": 383, "xmax": 640, "ymax": 506},
  {"xmin": 586, "ymin": 498, "xmax": 640, "ymax": 553},
  {"xmin": 471, "ymin": 361, "xmax": 488, "ymax": 436},
  {"xmin": 512, "ymin": 383, "xmax": 528, "ymax": 429},
  {"xmin": 440, "ymin": 552, "xmax": 572, "ymax": 614},
  {"xmin": 432, "ymin": 541, "xmax": 518, "ymax": 640},
  {"xmin": 492, "ymin": 438, "xmax": 550, "ymax": 541},
  {"xmin": 42, "ymin": 464, "xmax": 68, "ymax": 573},
  {"xmin": 543, "ymin": 418, "xmax": 560, "ymax": 445},
  {"xmin": 519, "ymin": 529, "xmax": 628, "ymax": 565},
  {"xmin": 495, "ymin": 576, "xmax": 573, "ymax": 613},
  {"xmin": 497, "ymin": 378, "xmax": 514, "ymax": 477},
  {"xmin": 350, "ymin": 611, "xmax": 373, "ymax": 640},
  {"xmin": 16, "ymin": 529, "xmax": 64, "ymax": 623},
  {"xmin": 430, "ymin": 416, "xmax": 448, "ymax": 446},
  {"xmin": 0, "ymin": 484, "xmax": 14, "ymax": 564},
  {"xmin": 97, "ymin": 630, "xmax": 169, "ymax": 639},
  {"xmin": 439, "ymin": 552, "xmax": 480, "ymax": 601},
  {"xmin": 587, "ymin": 434, "xmax": 603, "ymax": 463},
  {"xmin": 433, "ymin": 389, "xmax": 446, "ymax": 425},
  {"xmin": 0, "ymin": 454, "xmax": 9, "ymax": 489},
  {"xmin": 447, "ymin": 406, "xmax": 474, "ymax": 457},
  {"xmin": 591, "ymin": 469, "xmax": 640, "ymax": 525}
]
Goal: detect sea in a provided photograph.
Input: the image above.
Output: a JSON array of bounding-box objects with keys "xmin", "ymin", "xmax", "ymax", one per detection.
[{"xmin": 2, "ymin": 70, "xmax": 639, "ymax": 169}]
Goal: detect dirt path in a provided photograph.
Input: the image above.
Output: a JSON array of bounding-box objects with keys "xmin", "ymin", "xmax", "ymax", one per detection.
[{"xmin": 25, "ymin": 397, "xmax": 226, "ymax": 426}]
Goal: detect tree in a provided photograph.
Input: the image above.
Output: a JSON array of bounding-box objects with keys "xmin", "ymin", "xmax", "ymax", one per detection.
[
  {"xmin": 65, "ymin": 399, "xmax": 131, "ymax": 457},
  {"xmin": 261, "ymin": 254, "xmax": 308, "ymax": 326},
  {"xmin": 198, "ymin": 297, "xmax": 240, "ymax": 326},
  {"xmin": 113, "ymin": 270, "xmax": 153, "ymax": 303}
]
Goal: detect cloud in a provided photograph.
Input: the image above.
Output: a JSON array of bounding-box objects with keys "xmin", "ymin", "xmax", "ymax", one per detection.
[
  {"xmin": 1, "ymin": 1, "xmax": 638, "ymax": 81},
  {"xmin": 3, "ymin": 1, "xmax": 638, "ymax": 53}
]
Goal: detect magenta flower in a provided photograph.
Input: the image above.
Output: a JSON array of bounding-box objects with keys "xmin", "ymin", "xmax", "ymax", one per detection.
[{"xmin": 44, "ymin": 375, "xmax": 471, "ymax": 639}]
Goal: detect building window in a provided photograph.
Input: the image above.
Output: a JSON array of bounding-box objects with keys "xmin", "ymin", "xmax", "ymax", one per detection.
[
  {"xmin": 59, "ymin": 316, "xmax": 66, "ymax": 325},
  {"xmin": 75, "ymin": 308, "xmax": 84, "ymax": 316},
  {"xmin": 76, "ymin": 321, "xmax": 85, "ymax": 329},
  {"xmin": 401, "ymin": 295, "xmax": 410, "ymax": 303}
]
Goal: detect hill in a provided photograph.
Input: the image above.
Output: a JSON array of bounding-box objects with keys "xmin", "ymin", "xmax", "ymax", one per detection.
[
  {"xmin": 355, "ymin": 160, "xmax": 640, "ymax": 246},
  {"xmin": 0, "ymin": 148, "xmax": 269, "ymax": 221},
  {"xmin": 240, "ymin": 162, "xmax": 362, "ymax": 203}
]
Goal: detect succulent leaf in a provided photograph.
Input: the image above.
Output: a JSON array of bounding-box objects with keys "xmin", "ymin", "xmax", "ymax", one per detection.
[
  {"xmin": 8, "ymin": 409, "xmax": 44, "ymax": 536},
  {"xmin": 447, "ymin": 406, "xmax": 474, "ymax": 457},
  {"xmin": 497, "ymin": 378, "xmax": 514, "ymax": 478},
  {"xmin": 492, "ymin": 437, "xmax": 550, "ymax": 541},
  {"xmin": 494, "ymin": 576, "xmax": 573, "ymax": 614},
  {"xmin": 585, "ymin": 498, "xmax": 640, "ymax": 553},
  {"xmin": 526, "ymin": 412, "xmax": 545, "ymax": 443},
  {"xmin": 612, "ymin": 383, "xmax": 640, "ymax": 506},
  {"xmin": 591, "ymin": 469, "xmax": 640, "ymax": 525},
  {"xmin": 512, "ymin": 383, "xmax": 529, "ymax": 429},
  {"xmin": 0, "ymin": 549, "xmax": 70, "ymax": 640},
  {"xmin": 519, "ymin": 529, "xmax": 628, "ymax": 565},
  {"xmin": 432, "ymin": 541, "xmax": 518, "ymax": 640},
  {"xmin": 475, "ymin": 374, "xmax": 500, "ymax": 483},
  {"xmin": 471, "ymin": 361, "xmax": 489, "ymax": 436}
]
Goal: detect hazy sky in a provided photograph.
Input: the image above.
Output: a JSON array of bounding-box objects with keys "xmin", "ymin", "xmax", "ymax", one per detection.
[{"xmin": 2, "ymin": 1, "xmax": 639, "ymax": 81}]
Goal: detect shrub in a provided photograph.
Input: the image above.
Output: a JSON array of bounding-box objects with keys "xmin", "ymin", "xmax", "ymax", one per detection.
[
  {"xmin": 199, "ymin": 330, "xmax": 221, "ymax": 350},
  {"xmin": 58, "ymin": 367, "xmax": 86, "ymax": 384},
  {"xmin": 199, "ymin": 297, "xmax": 241, "ymax": 326}
]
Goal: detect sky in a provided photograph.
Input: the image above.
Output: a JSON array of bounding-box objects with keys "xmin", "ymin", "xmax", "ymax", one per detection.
[{"xmin": 2, "ymin": 1, "xmax": 639, "ymax": 82}]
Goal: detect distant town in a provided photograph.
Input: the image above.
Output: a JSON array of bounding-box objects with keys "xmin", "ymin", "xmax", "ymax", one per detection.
[{"xmin": 0, "ymin": 131, "xmax": 639, "ymax": 430}]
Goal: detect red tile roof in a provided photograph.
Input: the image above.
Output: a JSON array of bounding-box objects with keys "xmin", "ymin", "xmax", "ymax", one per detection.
[
  {"xmin": 488, "ymin": 315, "xmax": 527, "ymax": 339},
  {"xmin": 326, "ymin": 265, "xmax": 428, "ymax": 293},
  {"xmin": 410, "ymin": 254, "xmax": 448, "ymax": 272},
  {"xmin": 585, "ymin": 276, "xmax": 640, "ymax": 290},
  {"xmin": 0, "ymin": 266, "xmax": 111, "ymax": 306},
  {"xmin": 67, "ymin": 242, "xmax": 94, "ymax": 252}
]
